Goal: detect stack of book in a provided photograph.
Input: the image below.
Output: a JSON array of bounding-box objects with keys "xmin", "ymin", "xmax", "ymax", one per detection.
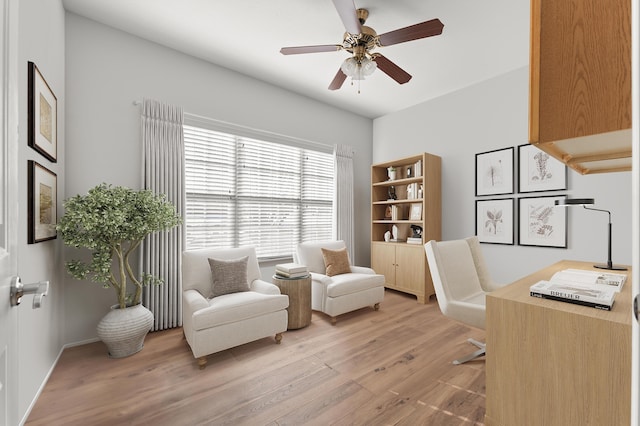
[
  {"xmin": 406, "ymin": 237, "xmax": 422, "ymax": 245},
  {"xmin": 529, "ymin": 269, "xmax": 626, "ymax": 311},
  {"xmin": 275, "ymin": 263, "xmax": 309, "ymax": 279}
]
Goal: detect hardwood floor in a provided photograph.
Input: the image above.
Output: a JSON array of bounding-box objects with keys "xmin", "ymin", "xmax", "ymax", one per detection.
[{"xmin": 26, "ymin": 290, "xmax": 486, "ymax": 426}]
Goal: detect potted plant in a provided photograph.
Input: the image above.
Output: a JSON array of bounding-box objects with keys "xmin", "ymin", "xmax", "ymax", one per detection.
[{"xmin": 57, "ymin": 183, "xmax": 182, "ymax": 357}]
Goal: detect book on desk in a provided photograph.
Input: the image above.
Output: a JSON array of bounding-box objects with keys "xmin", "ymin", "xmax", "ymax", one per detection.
[{"xmin": 529, "ymin": 269, "xmax": 626, "ymax": 311}]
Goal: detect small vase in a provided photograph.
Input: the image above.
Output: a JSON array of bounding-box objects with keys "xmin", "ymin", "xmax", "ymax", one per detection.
[
  {"xmin": 96, "ymin": 303, "xmax": 154, "ymax": 358},
  {"xmin": 387, "ymin": 167, "xmax": 396, "ymax": 180}
]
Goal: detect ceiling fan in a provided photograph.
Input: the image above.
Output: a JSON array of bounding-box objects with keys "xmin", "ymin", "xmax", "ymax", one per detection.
[{"xmin": 280, "ymin": 0, "xmax": 444, "ymax": 91}]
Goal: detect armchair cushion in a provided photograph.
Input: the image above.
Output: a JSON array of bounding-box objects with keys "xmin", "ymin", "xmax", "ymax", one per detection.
[
  {"xmin": 192, "ymin": 291, "xmax": 289, "ymax": 331},
  {"xmin": 208, "ymin": 256, "xmax": 250, "ymax": 297},
  {"xmin": 321, "ymin": 247, "xmax": 351, "ymax": 276}
]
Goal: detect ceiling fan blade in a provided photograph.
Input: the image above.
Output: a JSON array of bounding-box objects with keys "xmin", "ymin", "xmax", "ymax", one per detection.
[
  {"xmin": 378, "ymin": 18, "xmax": 444, "ymax": 46},
  {"xmin": 280, "ymin": 45, "xmax": 341, "ymax": 55},
  {"xmin": 331, "ymin": 0, "xmax": 361, "ymax": 34},
  {"xmin": 373, "ymin": 54, "xmax": 412, "ymax": 84},
  {"xmin": 328, "ymin": 69, "xmax": 347, "ymax": 90}
]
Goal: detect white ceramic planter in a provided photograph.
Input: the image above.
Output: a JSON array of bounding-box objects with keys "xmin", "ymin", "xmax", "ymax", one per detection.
[{"xmin": 96, "ymin": 303, "xmax": 154, "ymax": 358}]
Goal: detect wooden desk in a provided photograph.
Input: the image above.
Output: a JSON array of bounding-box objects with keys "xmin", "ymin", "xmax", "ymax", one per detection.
[{"xmin": 485, "ymin": 260, "xmax": 632, "ymax": 426}]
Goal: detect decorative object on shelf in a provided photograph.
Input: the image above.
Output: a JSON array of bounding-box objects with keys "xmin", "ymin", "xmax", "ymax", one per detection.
[
  {"xmin": 392, "ymin": 225, "xmax": 399, "ymax": 240},
  {"xmin": 406, "ymin": 166, "xmax": 412, "ymax": 178},
  {"xmin": 410, "ymin": 225, "xmax": 423, "ymax": 241},
  {"xmin": 417, "ymin": 184, "xmax": 423, "ymax": 199},
  {"xmin": 387, "ymin": 185, "xmax": 397, "ymax": 200},
  {"xmin": 384, "ymin": 230, "xmax": 391, "ymax": 242},
  {"xmin": 56, "ymin": 183, "xmax": 182, "ymax": 357},
  {"xmin": 384, "ymin": 205, "xmax": 392, "ymax": 219},
  {"xmin": 27, "ymin": 160, "xmax": 57, "ymax": 244},
  {"xmin": 518, "ymin": 195, "xmax": 566, "ymax": 248},
  {"xmin": 518, "ymin": 144, "xmax": 567, "ymax": 193},
  {"xmin": 28, "ymin": 61, "xmax": 57, "ymax": 162},
  {"xmin": 409, "ymin": 203, "xmax": 422, "ymax": 221},
  {"xmin": 387, "ymin": 166, "xmax": 397, "ymax": 180},
  {"xmin": 475, "ymin": 198, "xmax": 514, "ymax": 245},
  {"xmin": 475, "ymin": 147, "xmax": 514, "ymax": 196},
  {"xmin": 555, "ymin": 198, "xmax": 626, "ymax": 270}
]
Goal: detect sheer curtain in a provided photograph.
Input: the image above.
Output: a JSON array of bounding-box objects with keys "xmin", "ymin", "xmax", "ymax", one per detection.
[
  {"xmin": 333, "ymin": 144, "xmax": 355, "ymax": 259},
  {"xmin": 140, "ymin": 99, "xmax": 185, "ymax": 331}
]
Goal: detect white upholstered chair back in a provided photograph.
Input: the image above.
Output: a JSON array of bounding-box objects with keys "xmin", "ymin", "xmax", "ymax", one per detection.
[
  {"xmin": 182, "ymin": 246, "xmax": 262, "ymax": 297},
  {"xmin": 424, "ymin": 238, "xmax": 488, "ymax": 331},
  {"xmin": 295, "ymin": 240, "xmax": 348, "ymax": 274}
]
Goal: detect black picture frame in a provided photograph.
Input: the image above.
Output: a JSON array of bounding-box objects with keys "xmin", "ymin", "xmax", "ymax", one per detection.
[
  {"xmin": 518, "ymin": 195, "xmax": 567, "ymax": 248},
  {"xmin": 475, "ymin": 147, "xmax": 514, "ymax": 196},
  {"xmin": 475, "ymin": 198, "xmax": 514, "ymax": 245},
  {"xmin": 517, "ymin": 144, "xmax": 567, "ymax": 193},
  {"xmin": 28, "ymin": 160, "xmax": 57, "ymax": 244},
  {"xmin": 28, "ymin": 61, "xmax": 57, "ymax": 162}
]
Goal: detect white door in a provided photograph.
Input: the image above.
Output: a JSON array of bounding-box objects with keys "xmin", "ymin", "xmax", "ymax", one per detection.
[
  {"xmin": 0, "ymin": 0, "xmax": 19, "ymax": 424},
  {"xmin": 633, "ymin": 1, "xmax": 639, "ymax": 424}
]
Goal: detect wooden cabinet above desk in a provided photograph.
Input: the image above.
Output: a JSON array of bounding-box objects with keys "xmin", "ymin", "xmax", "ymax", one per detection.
[
  {"xmin": 485, "ymin": 260, "xmax": 631, "ymax": 426},
  {"xmin": 529, "ymin": 0, "xmax": 631, "ymax": 174}
]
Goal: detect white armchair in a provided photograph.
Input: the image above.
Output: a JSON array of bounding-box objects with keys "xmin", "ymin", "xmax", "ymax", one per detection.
[
  {"xmin": 295, "ymin": 240, "xmax": 385, "ymax": 325},
  {"xmin": 182, "ymin": 246, "xmax": 289, "ymax": 369}
]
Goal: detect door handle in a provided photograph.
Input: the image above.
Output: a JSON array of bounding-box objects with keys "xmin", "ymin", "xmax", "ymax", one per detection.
[{"xmin": 10, "ymin": 276, "xmax": 49, "ymax": 308}]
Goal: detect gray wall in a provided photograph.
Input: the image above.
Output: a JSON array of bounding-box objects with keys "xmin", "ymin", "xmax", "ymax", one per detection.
[
  {"xmin": 373, "ymin": 67, "xmax": 632, "ymax": 284},
  {"xmin": 64, "ymin": 13, "xmax": 374, "ymax": 344},
  {"xmin": 17, "ymin": 0, "xmax": 66, "ymax": 421}
]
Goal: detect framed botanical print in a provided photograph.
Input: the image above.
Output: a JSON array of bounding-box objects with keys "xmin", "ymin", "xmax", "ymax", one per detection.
[
  {"xmin": 475, "ymin": 198, "xmax": 514, "ymax": 245},
  {"xmin": 475, "ymin": 147, "xmax": 514, "ymax": 196},
  {"xmin": 518, "ymin": 195, "xmax": 567, "ymax": 248},
  {"xmin": 518, "ymin": 144, "xmax": 567, "ymax": 193},
  {"xmin": 28, "ymin": 61, "xmax": 57, "ymax": 162},
  {"xmin": 28, "ymin": 160, "xmax": 57, "ymax": 243}
]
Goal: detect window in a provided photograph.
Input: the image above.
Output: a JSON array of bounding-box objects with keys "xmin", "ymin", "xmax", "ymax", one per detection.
[{"xmin": 184, "ymin": 120, "xmax": 334, "ymax": 259}]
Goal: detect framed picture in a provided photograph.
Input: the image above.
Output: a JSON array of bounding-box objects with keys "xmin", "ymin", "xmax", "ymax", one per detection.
[
  {"xmin": 518, "ymin": 144, "xmax": 567, "ymax": 193},
  {"xmin": 518, "ymin": 195, "xmax": 567, "ymax": 248},
  {"xmin": 475, "ymin": 198, "xmax": 514, "ymax": 245},
  {"xmin": 28, "ymin": 61, "xmax": 57, "ymax": 162},
  {"xmin": 409, "ymin": 203, "xmax": 422, "ymax": 221},
  {"xmin": 28, "ymin": 160, "xmax": 57, "ymax": 243},
  {"xmin": 475, "ymin": 147, "xmax": 514, "ymax": 196}
]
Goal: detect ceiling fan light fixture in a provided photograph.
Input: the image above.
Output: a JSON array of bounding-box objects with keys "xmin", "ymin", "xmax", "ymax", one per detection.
[{"xmin": 340, "ymin": 56, "xmax": 377, "ymax": 80}]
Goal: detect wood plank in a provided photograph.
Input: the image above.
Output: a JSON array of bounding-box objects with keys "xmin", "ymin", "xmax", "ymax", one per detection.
[{"xmin": 26, "ymin": 289, "xmax": 487, "ymax": 425}]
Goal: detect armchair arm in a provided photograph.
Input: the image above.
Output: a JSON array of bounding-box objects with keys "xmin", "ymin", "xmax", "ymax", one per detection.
[
  {"xmin": 350, "ymin": 265, "xmax": 376, "ymax": 274},
  {"xmin": 250, "ymin": 279, "xmax": 282, "ymax": 295},
  {"xmin": 309, "ymin": 272, "xmax": 333, "ymax": 286},
  {"xmin": 183, "ymin": 288, "xmax": 209, "ymax": 314}
]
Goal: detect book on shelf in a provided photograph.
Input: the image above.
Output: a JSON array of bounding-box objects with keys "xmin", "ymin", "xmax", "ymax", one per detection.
[
  {"xmin": 406, "ymin": 237, "xmax": 422, "ymax": 245},
  {"xmin": 389, "ymin": 238, "xmax": 406, "ymax": 243},
  {"xmin": 529, "ymin": 278, "xmax": 617, "ymax": 311},
  {"xmin": 275, "ymin": 263, "xmax": 308, "ymax": 274},
  {"xmin": 414, "ymin": 160, "xmax": 422, "ymax": 177}
]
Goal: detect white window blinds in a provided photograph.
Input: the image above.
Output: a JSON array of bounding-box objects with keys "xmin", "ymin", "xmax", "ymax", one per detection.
[{"xmin": 184, "ymin": 121, "xmax": 334, "ymax": 259}]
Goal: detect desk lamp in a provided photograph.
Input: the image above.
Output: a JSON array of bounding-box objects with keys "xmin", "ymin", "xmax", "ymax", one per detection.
[{"xmin": 554, "ymin": 198, "xmax": 627, "ymax": 271}]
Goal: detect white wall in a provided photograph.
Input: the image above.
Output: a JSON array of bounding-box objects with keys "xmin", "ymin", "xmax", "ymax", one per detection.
[
  {"xmin": 64, "ymin": 13, "xmax": 374, "ymax": 343},
  {"xmin": 17, "ymin": 0, "xmax": 66, "ymax": 422},
  {"xmin": 373, "ymin": 67, "xmax": 632, "ymax": 284}
]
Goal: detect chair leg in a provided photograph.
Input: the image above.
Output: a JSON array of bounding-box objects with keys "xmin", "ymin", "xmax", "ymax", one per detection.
[
  {"xmin": 452, "ymin": 339, "xmax": 486, "ymax": 365},
  {"xmin": 373, "ymin": 303, "xmax": 380, "ymax": 311},
  {"xmin": 197, "ymin": 356, "xmax": 207, "ymax": 370},
  {"xmin": 275, "ymin": 333, "xmax": 283, "ymax": 344}
]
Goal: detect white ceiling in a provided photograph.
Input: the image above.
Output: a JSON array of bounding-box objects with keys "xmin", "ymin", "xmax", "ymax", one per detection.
[{"xmin": 61, "ymin": 0, "xmax": 530, "ymax": 119}]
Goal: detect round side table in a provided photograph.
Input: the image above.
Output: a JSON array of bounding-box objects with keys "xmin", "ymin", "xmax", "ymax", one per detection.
[{"xmin": 272, "ymin": 274, "xmax": 312, "ymax": 330}]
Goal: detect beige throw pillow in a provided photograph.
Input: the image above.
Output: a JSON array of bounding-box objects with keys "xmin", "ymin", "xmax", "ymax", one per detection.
[
  {"xmin": 208, "ymin": 256, "xmax": 250, "ymax": 298},
  {"xmin": 321, "ymin": 247, "xmax": 351, "ymax": 276}
]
